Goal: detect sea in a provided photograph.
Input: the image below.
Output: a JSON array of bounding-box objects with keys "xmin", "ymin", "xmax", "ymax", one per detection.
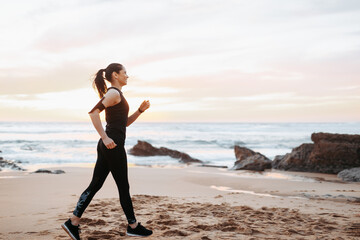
[{"xmin": 0, "ymin": 122, "xmax": 359, "ymax": 170}]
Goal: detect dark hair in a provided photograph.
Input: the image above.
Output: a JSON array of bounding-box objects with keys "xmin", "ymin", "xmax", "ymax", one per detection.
[{"xmin": 92, "ymin": 63, "xmax": 123, "ymax": 98}]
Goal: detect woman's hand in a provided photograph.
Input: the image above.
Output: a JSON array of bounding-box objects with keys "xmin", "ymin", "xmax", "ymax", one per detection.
[
  {"xmin": 139, "ymin": 100, "xmax": 150, "ymax": 112},
  {"xmin": 102, "ymin": 136, "xmax": 117, "ymax": 149}
]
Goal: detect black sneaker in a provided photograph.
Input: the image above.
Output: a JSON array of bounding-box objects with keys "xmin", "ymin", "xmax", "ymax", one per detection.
[
  {"xmin": 61, "ymin": 218, "xmax": 81, "ymax": 240},
  {"xmin": 126, "ymin": 222, "xmax": 153, "ymax": 237}
]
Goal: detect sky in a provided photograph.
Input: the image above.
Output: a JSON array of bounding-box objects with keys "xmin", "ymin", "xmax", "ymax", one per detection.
[{"xmin": 0, "ymin": 0, "xmax": 359, "ymax": 122}]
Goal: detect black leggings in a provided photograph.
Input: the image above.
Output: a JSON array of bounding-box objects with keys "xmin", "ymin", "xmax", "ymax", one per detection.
[{"xmin": 72, "ymin": 135, "xmax": 136, "ymax": 224}]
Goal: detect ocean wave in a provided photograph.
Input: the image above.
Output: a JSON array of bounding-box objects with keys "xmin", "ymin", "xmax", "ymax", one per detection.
[
  {"xmin": 0, "ymin": 129, "xmax": 91, "ymax": 134},
  {"xmin": 166, "ymin": 139, "xmax": 218, "ymax": 145},
  {"xmin": 20, "ymin": 144, "xmax": 45, "ymax": 151},
  {"xmin": 0, "ymin": 139, "xmax": 96, "ymax": 145},
  {"xmin": 1, "ymin": 121, "xmax": 359, "ymax": 167}
]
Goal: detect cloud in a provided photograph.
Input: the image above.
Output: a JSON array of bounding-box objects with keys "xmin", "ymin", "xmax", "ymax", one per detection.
[{"xmin": 0, "ymin": 62, "xmax": 95, "ymax": 95}]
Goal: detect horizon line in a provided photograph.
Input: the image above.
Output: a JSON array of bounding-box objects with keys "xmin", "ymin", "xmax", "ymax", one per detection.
[{"xmin": 1, "ymin": 120, "xmax": 359, "ymax": 124}]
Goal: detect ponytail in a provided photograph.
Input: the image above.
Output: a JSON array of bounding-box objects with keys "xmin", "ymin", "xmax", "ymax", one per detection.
[
  {"xmin": 93, "ymin": 69, "xmax": 107, "ymax": 98},
  {"xmin": 92, "ymin": 63, "xmax": 123, "ymax": 98}
]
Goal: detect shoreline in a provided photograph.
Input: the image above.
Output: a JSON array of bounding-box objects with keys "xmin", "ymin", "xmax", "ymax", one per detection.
[{"xmin": 0, "ymin": 161, "xmax": 352, "ymax": 183}]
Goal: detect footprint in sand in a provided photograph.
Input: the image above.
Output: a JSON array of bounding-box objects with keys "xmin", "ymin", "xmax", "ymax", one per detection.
[
  {"xmin": 156, "ymin": 219, "xmax": 179, "ymax": 225},
  {"xmin": 346, "ymin": 222, "xmax": 360, "ymax": 237},
  {"xmin": 201, "ymin": 236, "xmax": 212, "ymax": 240},
  {"xmin": 187, "ymin": 224, "xmax": 212, "ymax": 232},
  {"xmin": 163, "ymin": 229, "xmax": 189, "ymax": 237},
  {"xmin": 81, "ymin": 218, "xmax": 106, "ymax": 226}
]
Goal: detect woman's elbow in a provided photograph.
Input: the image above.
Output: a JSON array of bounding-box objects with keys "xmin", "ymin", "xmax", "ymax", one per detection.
[
  {"xmin": 88, "ymin": 110, "xmax": 100, "ymax": 118},
  {"xmin": 126, "ymin": 120, "xmax": 133, "ymax": 127}
]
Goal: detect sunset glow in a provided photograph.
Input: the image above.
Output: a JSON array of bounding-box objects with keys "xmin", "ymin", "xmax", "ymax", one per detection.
[{"xmin": 1, "ymin": 0, "xmax": 359, "ymax": 122}]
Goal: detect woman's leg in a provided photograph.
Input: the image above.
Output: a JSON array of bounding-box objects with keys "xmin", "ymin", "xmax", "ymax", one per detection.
[
  {"xmin": 72, "ymin": 140, "xmax": 110, "ymax": 221},
  {"xmin": 104, "ymin": 145, "xmax": 136, "ymax": 224}
]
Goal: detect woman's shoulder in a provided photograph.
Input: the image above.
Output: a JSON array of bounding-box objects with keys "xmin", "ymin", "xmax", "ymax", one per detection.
[
  {"xmin": 103, "ymin": 88, "xmax": 121, "ymax": 106},
  {"xmin": 107, "ymin": 87, "xmax": 122, "ymax": 95},
  {"xmin": 106, "ymin": 87, "xmax": 121, "ymax": 97}
]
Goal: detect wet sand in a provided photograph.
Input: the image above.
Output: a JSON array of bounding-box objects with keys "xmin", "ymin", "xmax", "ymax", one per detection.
[{"xmin": 0, "ymin": 165, "xmax": 359, "ymax": 239}]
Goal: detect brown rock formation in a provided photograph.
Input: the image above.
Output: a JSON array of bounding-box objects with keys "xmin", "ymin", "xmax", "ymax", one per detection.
[
  {"xmin": 309, "ymin": 132, "xmax": 360, "ymax": 173},
  {"xmin": 273, "ymin": 132, "xmax": 360, "ymax": 174},
  {"xmin": 128, "ymin": 140, "xmax": 203, "ymax": 164},
  {"xmin": 271, "ymin": 144, "xmax": 314, "ymax": 171},
  {"xmin": 232, "ymin": 146, "xmax": 272, "ymax": 171}
]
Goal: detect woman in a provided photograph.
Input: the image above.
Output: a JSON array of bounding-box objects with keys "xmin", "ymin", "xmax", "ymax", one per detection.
[{"xmin": 61, "ymin": 63, "xmax": 153, "ymax": 239}]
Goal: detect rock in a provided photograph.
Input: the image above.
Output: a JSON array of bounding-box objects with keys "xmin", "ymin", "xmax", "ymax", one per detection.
[
  {"xmin": 33, "ymin": 169, "xmax": 65, "ymax": 174},
  {"xmin": 15, "ymin": 160, "xmax": 28, "ymax": 164},
  {"xmin": 273, "ymin": 144, "xmax": 314, "ymax": 171},
  {"xmin": 232, "ymin": 146, "xmax": 272, "ymax": 171},
  {"xmin": 234, "ymin": 146, "xmax": 256, "ymax": 161},
  {"xmin": 271, "ymin": 155, "xmax": 285, "ymax": 168},
  {"xmin": 34, "ymin": 169, "xmax": 52, "ymax": 173},
  {"xmin": 200, "ymin": 164, "xmax": 228, "ymax": 168},
  {"xmin": 0, "ymin": 158, "xmax": 26, "ymax": 171},
  {"xmin": 337, "ymin": 168, "xmax": 360, "ymax": 182},
  {"xmin": 311, "ymin": 132, "xmax": 360, "ymax": 143},
  {"xmin": 129, "ymin": 141, "xmax": 162, "ymax": 156},
  {"xmin": 309, "ymin": 132, "xmax": 360, "ymax": 173},
  {"xmin": 129, "ymin": 140, "xmax": 203, "ymax": 164},
  {"xmin": 299, "ymin": 192, "xmax": 360, "ymax": 202},
  {"xmin": 273, "ymin": 132, "xmax": 360, "ymax": 174}
]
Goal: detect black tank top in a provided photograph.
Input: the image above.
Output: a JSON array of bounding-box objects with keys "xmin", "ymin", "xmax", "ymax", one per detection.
[{"xmin": 105, "ymin": 87, "xmax": 129, "ymax": 139}]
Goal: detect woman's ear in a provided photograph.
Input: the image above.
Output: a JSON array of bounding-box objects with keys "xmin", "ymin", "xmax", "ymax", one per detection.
[{"xmin": 112, "ymin": 71, "xmax": 118, "ymax": 80}]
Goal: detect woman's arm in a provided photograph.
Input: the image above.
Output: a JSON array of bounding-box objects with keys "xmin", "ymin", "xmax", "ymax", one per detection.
[
  {"xmin": 89, "ymin": 89, "xmax": 121, "ymax": 149},
  {"xmin": 89, "ymin": 109, "xmax": 107, "ymax": 139},
  {"xmin": 127, "ymin": 100, "xmax": 150, "ymax": 127}
]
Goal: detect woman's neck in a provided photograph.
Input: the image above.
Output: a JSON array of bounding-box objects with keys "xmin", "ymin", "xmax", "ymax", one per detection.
[{"xmin": 111, "ymin": 82, "xmax": 122, "ymax": 90}]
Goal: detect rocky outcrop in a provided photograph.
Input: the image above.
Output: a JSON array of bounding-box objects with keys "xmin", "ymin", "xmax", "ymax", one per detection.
[
  {"xmin": 0, "ymin": 157, "xmax": 26, "ymax": 171},
  {"xmin": 309, "ymin": 132, "xmax": 360, "ymax": 173},
  {"xmin": 129, "ymin": 140, "xmax": 203, "ymax": 164},
  {"xmin": 273, "ymin": 132, "xmax": 360, "ymax": 174},
  {"xmin": 232, "ymin": 146, "xmax": 271, "ymax": 171},
  {"xmin": 337, "ymin": 168, "xmax": 360, "ymax": 182},
  {"xmin": 271, "ymin": 155, "xmax": 284, "ymax": 169},
  {"xmin": 33, "ymin": 169, "xmax": 65, "ymax": 174},
  {"xmin": 272, "ymin": 144, "xmax": 314, "ymax": 171}
]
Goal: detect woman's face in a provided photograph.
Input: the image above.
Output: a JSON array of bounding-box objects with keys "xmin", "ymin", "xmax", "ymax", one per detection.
[{"xmin": 115, "ymin": 68, "xmax": 128, "ymax": 86}]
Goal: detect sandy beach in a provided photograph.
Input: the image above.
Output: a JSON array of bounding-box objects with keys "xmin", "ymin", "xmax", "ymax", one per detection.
[{"xmin": 0, "ymin": 165, "xmax": 359, "ymax": 240}]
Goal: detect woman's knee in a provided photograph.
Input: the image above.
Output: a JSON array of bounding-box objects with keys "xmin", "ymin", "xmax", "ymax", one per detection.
[{"xmin": 89, "ymin": 177, "xmax": 105, "ymax": 192}]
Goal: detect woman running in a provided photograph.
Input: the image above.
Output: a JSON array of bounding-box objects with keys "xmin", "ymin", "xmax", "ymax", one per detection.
[{"xmin": 62, "ymin": 63, "xmax": 153, "ymax": 239}]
